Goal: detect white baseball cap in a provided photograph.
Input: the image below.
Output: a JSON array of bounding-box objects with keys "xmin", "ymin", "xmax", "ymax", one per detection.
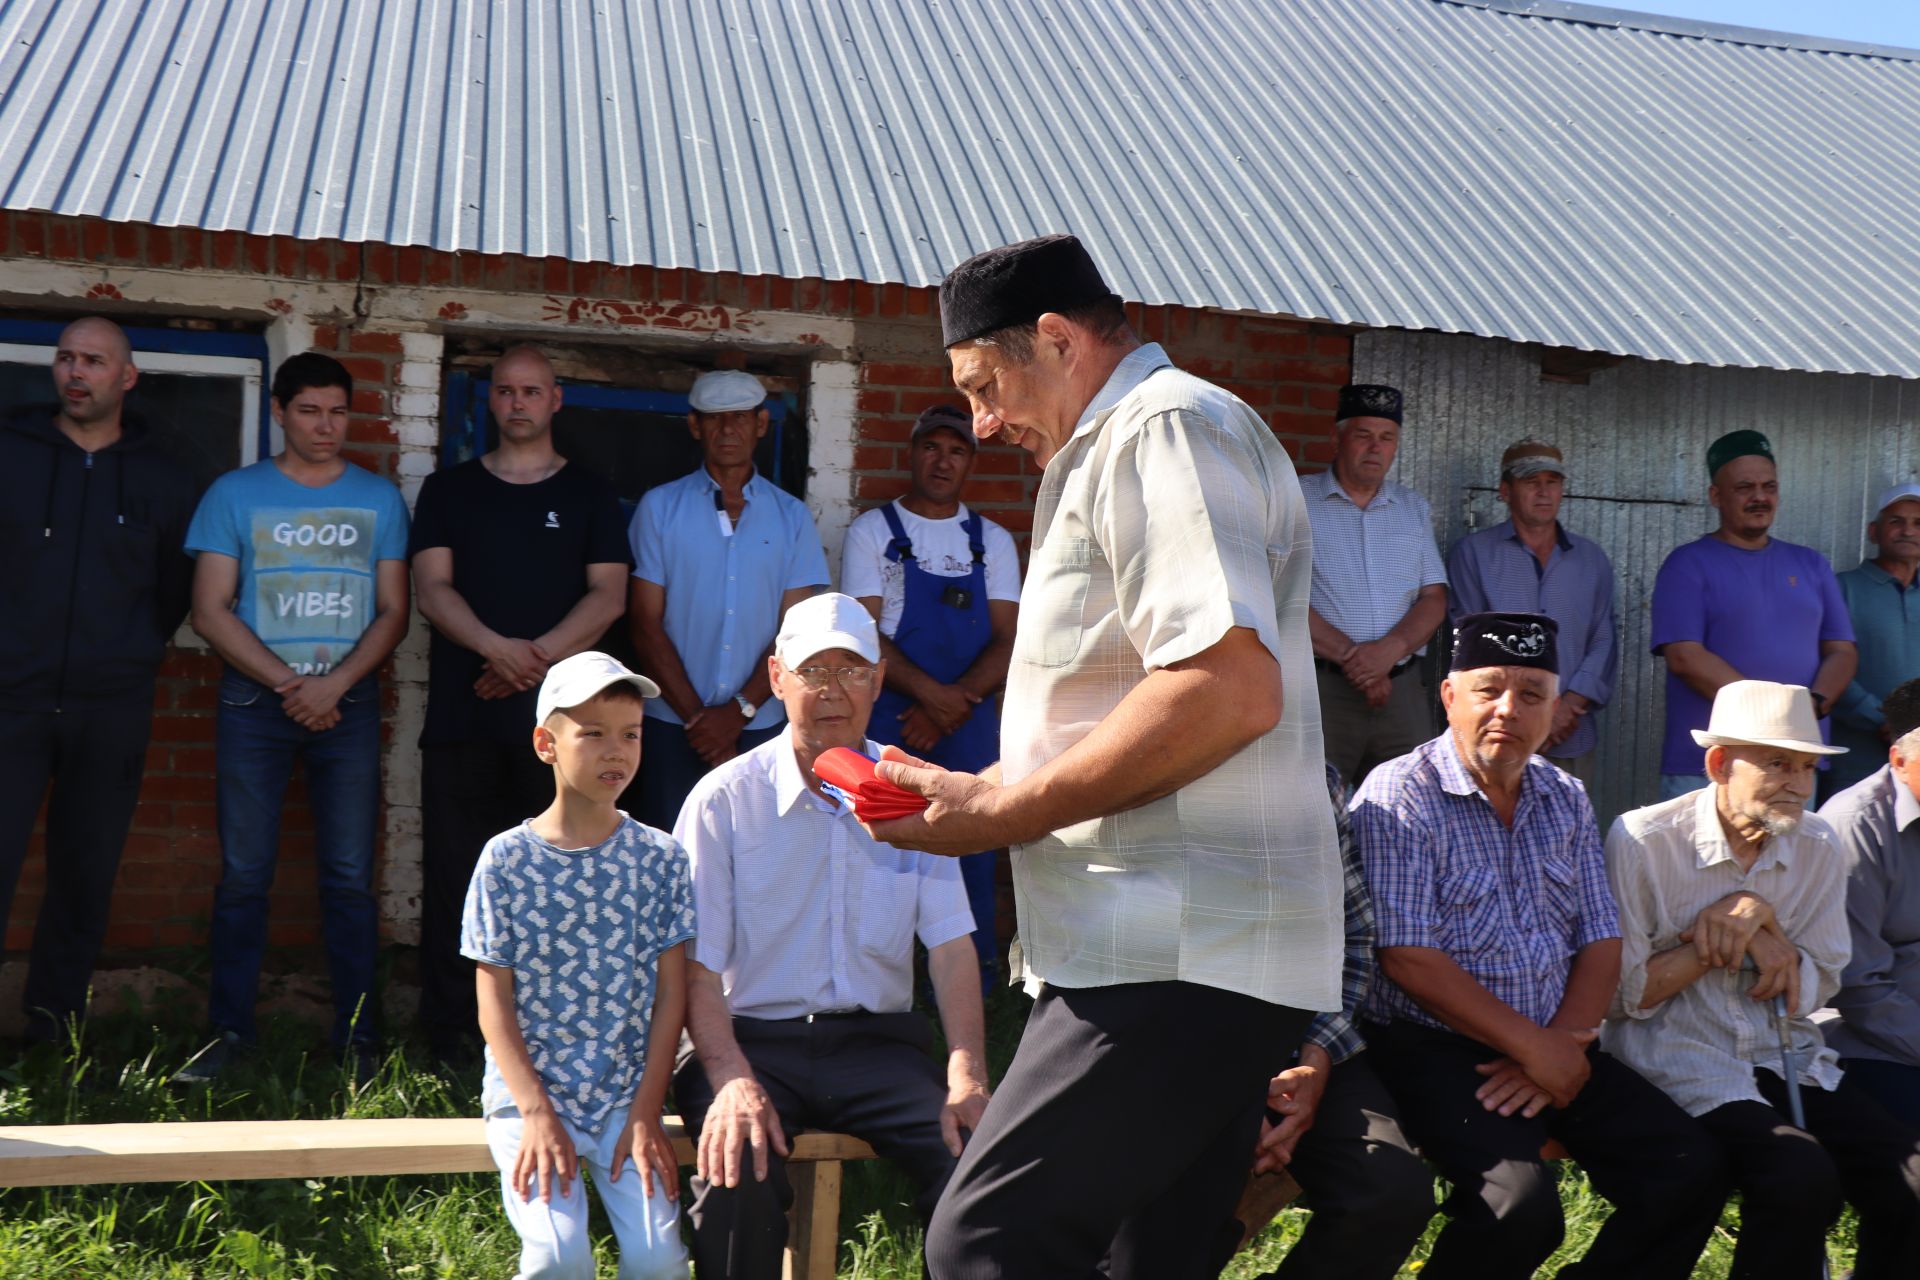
[
  {"xmin": 1873, "ymin": 483, "xmax": 1920, "ymax": 518},
  {"xmin": 1691, "ymin": 680, "xmax": 1846, "ymax": 756},
  {"xmin": 689, "ymin": 369, "xmax": 766, "ymax": 414},
  {"xmin": 776, "ymin": 593, "xmax": 880, "ymax": 669},
  {"xmin": 535, "ymin": 651, "xmax": 661, "ymax": 725}
]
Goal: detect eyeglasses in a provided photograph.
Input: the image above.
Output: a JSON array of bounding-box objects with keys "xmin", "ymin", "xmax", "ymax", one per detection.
[{"xmin": 792, "ymin": 665, "xmax": 877, "ymax": 691}]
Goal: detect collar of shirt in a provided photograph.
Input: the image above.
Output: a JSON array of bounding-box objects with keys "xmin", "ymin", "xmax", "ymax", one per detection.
[
  {"xmin": 1068, "ymin": 342, "xmax": 1174, "ymax": 443},
  {"xmin": 698, "ymin": 465, "xmax": 766, "ymax": 503},
  {"xmin": 1430, "ymin": 727, "xmax": 1547, "ymax": 825},
  {"xmin": 1854, "ymin": 559, "xmax": 1920, "ymax": 592},
  {"xmin": 772, "ymin": 727, "xmax": 861, "ymax": 819},
  {"xmin": 1689, "ymin": 784, "xmax": 1800, "ymax": 873},
  {"xmin": 1314, "ymin": 470, "xmax": 1404, "ymax": 509},
  {"xmin": 1893, "ymin": 764, "xmax": 1920, "ymax": 833},
  {"xmin": 1495, "ymin": 518, "xmax": 1573, "ymax": 554}
]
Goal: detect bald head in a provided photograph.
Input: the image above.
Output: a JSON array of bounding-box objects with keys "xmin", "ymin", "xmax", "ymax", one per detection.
[
  {"xmin": 489, "ymin": 345, "xmax": 563, "ymax": 445},
  {"xmin": 53, "ymin": 315, "xmax": 137, "ymax": 432}
]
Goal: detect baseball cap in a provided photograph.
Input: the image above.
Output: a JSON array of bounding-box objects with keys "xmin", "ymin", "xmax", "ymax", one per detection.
[
  {"xmin": 535, "ymin": 652, "xmax": 660, "ymax": 725},
  {"xmin": 776, "ymin": 593, "xmax": 880, "ymax": 669},
  {"xmin": 689, "ymin": 369, "xmax": 766, "ymax": 414},
  {"xmin": 1500, "ymin": 439, "xmax": 1566, "ymax": 482},
  {"xmin": 911, "ymin": 404, "xmax": 977, "ymax": 452},
  {"xmin": 1873, "ymin": 483, "xmax": 1920, "ymax": 518}
]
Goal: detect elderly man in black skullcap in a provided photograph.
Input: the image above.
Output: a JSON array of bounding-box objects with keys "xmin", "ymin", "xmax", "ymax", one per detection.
[
  {"xmin": 1350, "ymin": 613, "xmax": 1728, "ymax": 1280},
  {"xmin": 1299, "ymin": 383, "xmax": 1450, "ymax": 787},
  {"xmin": 859, "ymin": 233, "xmax": 1343, "ymax": 1279}
]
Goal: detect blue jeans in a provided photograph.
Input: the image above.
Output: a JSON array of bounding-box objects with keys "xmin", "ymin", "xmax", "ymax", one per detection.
[{"xmin": 210, "ymin": 669, "xmax": 381, "ymax": 1051}]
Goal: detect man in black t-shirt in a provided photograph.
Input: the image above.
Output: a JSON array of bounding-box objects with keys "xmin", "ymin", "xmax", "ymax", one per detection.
[{"xmin": 411, "ymin": 345, "xmax": 630, "ymax": 1063}]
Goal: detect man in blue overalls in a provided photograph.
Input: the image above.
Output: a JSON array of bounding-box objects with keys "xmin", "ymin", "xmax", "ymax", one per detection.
[{"xmin": 842, "ymin": 405, "xmax": 1022, "ymax": 991}]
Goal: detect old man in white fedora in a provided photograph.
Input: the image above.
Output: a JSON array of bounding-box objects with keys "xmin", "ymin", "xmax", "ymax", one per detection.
[{"xmin": 1602, "ymin": 680, "xmax": 1920, "ymax": 1280}]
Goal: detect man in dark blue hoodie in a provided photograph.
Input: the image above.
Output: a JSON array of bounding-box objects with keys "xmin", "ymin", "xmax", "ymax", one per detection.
[{"xmin": 0, "ymin": 316, "xmax": 199, "ymax": 1045}]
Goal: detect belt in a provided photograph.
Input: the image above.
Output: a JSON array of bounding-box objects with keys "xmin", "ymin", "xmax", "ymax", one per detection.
[{"xmin": 1315, "ymin": 657, "xmax": 1417, "ymax": 679}]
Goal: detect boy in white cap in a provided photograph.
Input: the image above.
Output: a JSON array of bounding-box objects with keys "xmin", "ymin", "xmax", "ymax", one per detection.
[
  {"xmin": 672, "ymin": 593, "xmax": 987, "ymax": 1280},
  {"xmin": 1602, "ymin": 680, "xmax": 1920, "ymax": 1279},
  {"xmin": 627, "ymin": 368, "xmax": 828, "ymax": 833},
  {"xmin": 460, "ymin": 651, "xmax": 695, "ymax": 1279}
]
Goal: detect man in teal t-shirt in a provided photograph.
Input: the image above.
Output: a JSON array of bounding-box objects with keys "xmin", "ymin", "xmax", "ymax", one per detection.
[{"xmin": 178, "ymin": 352, "xmax": 411, "ymax": 1080}]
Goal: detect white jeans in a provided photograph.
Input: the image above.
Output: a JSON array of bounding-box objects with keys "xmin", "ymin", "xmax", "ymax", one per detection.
[{"xmin": 485, "ymin": 1107, "xmax": 690, "ymax": 1280}]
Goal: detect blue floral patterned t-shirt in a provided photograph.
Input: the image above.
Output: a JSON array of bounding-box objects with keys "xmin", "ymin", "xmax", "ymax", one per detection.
[{"xmin": 460, "ymin": 815, "xmax": 696, "ymax": 1135}]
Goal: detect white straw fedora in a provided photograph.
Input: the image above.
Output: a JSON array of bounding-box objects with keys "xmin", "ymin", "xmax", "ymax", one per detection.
[{"xmin": 1691, "ymin": 680, "xmax": 1847, "ymax": 756}]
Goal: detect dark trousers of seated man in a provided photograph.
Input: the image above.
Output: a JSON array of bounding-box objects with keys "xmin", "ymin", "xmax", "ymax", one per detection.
[
  {"xmin": 1698, "ymin": 1068, "xmax": 1920, "ymax": 1280},
  {"xmin": 1365, "ymin": 1020, "xmax": 1728, "ymax": 1280},
  {"xmin": 925, "ymin": 981, "xmax": 1311, "ymax": 1280},
  {"xmin": 673, "ymin": 1010, "xmax": 958, "ymax": 1280},
  {"xmin": 1204, "ymin": 1053, "xmax": 1435, "ymax": 1280}
]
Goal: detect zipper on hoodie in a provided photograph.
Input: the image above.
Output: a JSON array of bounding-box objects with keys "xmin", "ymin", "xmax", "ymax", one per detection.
[{"xmin": 51, "ymin": 450, "xmax": 94, "ymax": 713}]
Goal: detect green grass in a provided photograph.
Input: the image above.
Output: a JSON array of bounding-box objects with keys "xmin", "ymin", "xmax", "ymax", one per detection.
[{"xmin": 0, "ymin": 988, "xmax": 1858, "ymax": 1278}]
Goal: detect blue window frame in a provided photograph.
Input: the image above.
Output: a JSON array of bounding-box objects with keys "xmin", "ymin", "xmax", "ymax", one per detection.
[{"xmin": 441, "ymin": 372, "xmax": 804, "ymax": 509}]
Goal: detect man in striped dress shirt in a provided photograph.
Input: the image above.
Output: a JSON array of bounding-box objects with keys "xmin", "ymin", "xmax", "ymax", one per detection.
[
  {"xmin": 1603, "ymin": 680, "xmax": 1920, "ymax": 1280},
  {"xmin": 1301, "ymin": 383, "xmax": 1449, "ymax": 786},
  {"xmin": 1353, "ymin": 612, "xmax": 1725, "ymax": 1280},
  {"xmin": 1447, "ymin": 439, "xmax": 1616, "ymax": 784}
]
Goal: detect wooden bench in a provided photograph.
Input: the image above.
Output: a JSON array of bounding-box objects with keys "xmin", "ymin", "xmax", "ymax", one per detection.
[{"xmin": 0, "ymin": 1117, "xmax": 875, "ymax": 1280}]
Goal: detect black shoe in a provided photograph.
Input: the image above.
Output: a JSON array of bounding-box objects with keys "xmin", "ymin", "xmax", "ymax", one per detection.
[{"xmin": 173, "ymin": 1030, "xmax": 246, "ymax": 1085}]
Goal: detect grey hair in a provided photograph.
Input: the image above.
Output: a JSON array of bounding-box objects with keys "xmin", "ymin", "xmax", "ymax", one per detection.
[{"xmin": 1895, "ymin": 725, "xmax": 1920, "ymax": 758}]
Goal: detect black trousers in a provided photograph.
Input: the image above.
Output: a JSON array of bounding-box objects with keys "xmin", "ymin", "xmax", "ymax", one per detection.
[
  {"xmin": 925, "ymin": 981, "xmax": 1310, "ymax": 1280},
  {"xmin": 417, "ymin": 739, "xmax": 555, "ymax": 1056},
  {"xmin": 1366, "ymin": 1019, "xmax": 1728, "ymax": 1280},
  {"xmin": 674, "ymin": 1011, "xmax": 959, "ymax": 1280},
  {"xmin": 1237, "ymin": 1053, "xmax": 1435, "ymax": 1280},
  {"xmin": 1699, "ymin": 1069, "xmax": 1920, "ymax": 1280},
  {"xmin": 0, "ymin": 699, "xmax": 154, "ymax": 1037}
]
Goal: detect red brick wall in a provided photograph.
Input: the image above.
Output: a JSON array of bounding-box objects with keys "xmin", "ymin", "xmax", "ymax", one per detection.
[{"xmin": 1, "ymin": 210, "xmax": 1353, "ymax": 961}]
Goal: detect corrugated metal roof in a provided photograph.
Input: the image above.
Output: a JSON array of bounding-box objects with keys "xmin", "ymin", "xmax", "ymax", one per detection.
[{"xmin": 3, "ymin": 0, "xmax": 1919, "ymax": 378}]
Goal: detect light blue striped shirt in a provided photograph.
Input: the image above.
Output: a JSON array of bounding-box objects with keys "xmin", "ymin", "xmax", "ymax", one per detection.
[
  {"xmin": 1446, "ymin": 519, "xmax": 1618, "ymax": 758},
  {"xmin": 1299, "ymin": 470, "xmax": 1447, "ymax": 650}
]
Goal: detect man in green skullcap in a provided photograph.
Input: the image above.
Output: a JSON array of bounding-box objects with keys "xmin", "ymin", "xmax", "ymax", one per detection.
[{"xmin": 1647, "ymin": 430, "xmax": 1857, "ymax": 800}]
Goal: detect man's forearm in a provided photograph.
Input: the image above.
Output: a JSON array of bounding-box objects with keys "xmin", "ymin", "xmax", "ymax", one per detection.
[
  {"xmin": 986, "ymin": 628, "xmax": 1281, "ymax": 847},
  {"xmin": 878, "ymin": 633, "xmax": 941, "ymax": 701},
  {"xmin": 192, "ymin": 608, "xmax": 298, "ymax": 688},
  {"xmin": 956, "ymin": 634, "xmax": 1015, "ymax": 701},
  {"xmin": 1380, "ymin": 586, "xmax": 1447, "ymax": 664},
  {"xmin": 1548, "ymin": 939, "xmax": 1621, "ymax": 1029},
  {"xmin": 685, "ymin": 963, "xmax": 753, "ymax": 1085},
  {"xmin": 1309, "ymin": 607, "xmax": 1355, "ymax": 662},
  {"xmin": 534, "ymin": 574, "xmax": 628, "ymax": 662},
  {"xmin": 927, "ymin": 939, "xmax": 989, "ymax": 1087},
  {"xmin": 634, "ymin": 618, "xmax": 705, "ymax": 721},
  {"xmin": 1637, "ymin": 943, "xmax": 1714, "ymax": 1010},
  {"xmin": 1662, "ymin": 642, "xmax": 1744, "ymax": 701},
  {"xmin": 1810, "ymin": 646, "xmax": 1859, "ymax": 708},
  {"xmin": 324, "ymin": 603, "xmax": 408, "ymax": 688},
  {"xmin": 416, "ymin": 577, "xmax": 504, "ymax": 658},
  {"xmin": 1379, "ymin": 945, "xmax": 1545, "ymax": 1060}
]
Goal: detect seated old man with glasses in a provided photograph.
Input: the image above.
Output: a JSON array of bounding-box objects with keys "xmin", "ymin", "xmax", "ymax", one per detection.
[{"xmin": 668, "ymin": 592, "xmax": 991, "ymax": 1280}]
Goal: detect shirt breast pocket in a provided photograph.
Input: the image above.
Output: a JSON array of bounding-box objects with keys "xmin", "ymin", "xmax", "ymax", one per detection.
[
  {"xmin": 1438, "ymin": 862, "xmax": 1505, "ymax": 956},
  {"xmin": 1017, "ymin": 537, "xmax": 1095, "ymax": 669},
  {"xmin": 1539, "ymin": 855, "xmax": 1580, "ymax": 944}
]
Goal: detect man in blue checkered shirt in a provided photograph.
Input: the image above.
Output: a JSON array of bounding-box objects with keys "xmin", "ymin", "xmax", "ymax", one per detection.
[{"xmin": 1351, "ymin": 612, "xmax": 1727, "ymax": 1280}]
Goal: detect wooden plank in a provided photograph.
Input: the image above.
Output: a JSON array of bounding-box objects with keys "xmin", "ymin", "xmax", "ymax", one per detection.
[
  {"xmin": 784, "ymin": 1158, "xmax": 842, "ymax": 1280},
  {"xmin": 0, "ymin": 1118, "xmax": 874, "ymax": 1188}
]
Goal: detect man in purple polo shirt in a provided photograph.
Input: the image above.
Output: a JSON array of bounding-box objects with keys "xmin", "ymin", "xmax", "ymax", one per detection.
[{"xmin": 1649, "ymin": 430, "xmax": 1856, "ymax": 800}]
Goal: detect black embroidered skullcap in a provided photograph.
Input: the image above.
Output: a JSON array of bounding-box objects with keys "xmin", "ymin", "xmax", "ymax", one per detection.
[
  {"xmin": 939, "ymin": 234, "xmax": 1120, "ymax": 348},
  {"xmin": 1336, "ymin": 384, "xmax": 1403, "ymax": 425},
  {"xmin": 1451, "ymin": 612, "xmax": 1560, "ymax": 675},
  {"xmin": 1707, "ymin": 429, "xmax": 1773, "ymax": 480},
  {"xmin": 1884, "ymin": 678, "xmax": 1920, "ymax": 743}
]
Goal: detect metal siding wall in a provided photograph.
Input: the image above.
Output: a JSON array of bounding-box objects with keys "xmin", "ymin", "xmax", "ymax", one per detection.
[{"xmin": 1355, "ymin": 330, "xmax": 1918, "ymax": 825}]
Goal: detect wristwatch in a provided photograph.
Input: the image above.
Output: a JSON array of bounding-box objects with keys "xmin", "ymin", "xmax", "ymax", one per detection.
[{"xmin": 734, "ymin": 694, "xmax": 759, "ymax": 719}]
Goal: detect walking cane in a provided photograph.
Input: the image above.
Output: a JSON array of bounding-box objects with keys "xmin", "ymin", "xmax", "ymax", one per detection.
[{"xmin": 1768, "ymin": 986, "xmax": 1831, "ymax": 1280}]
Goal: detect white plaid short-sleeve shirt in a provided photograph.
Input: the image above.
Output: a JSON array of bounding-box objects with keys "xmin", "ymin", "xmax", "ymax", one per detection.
[{"xmin": 1001, "ymin": 343, "xmax": 1342, "ymax": 1011}]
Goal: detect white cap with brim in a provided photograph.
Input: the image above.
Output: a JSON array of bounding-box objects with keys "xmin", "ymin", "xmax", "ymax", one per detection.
[
  {"xmin": 1873, "ymin": 483, "xmax": 1920, "ymax": 518},
  {"xmin": 689, "ymin": 369, "xmax": 766, "ymax": 414},
  {"xmin": 1690, "ymin": 679, "xmax": 1847, "ymax": 756},
  {"xmin": 536, "ymin": 651, "xmax": 661, "ymax": 725},
  {"xmin": 776, "ymin": 592, "xmax": 880, "ymax": 669}
]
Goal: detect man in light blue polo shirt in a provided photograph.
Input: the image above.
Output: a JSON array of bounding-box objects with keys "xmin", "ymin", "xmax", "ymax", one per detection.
[
  {"xmin": 627, "ymin": 368, "xmax": 828, "ymax": 832},
  {"xmin": 1829, "ymin": 484, "xmax": 1920, "ymax": 796},
  {"xmin": 1301, "ymin": 383, "xmax": 1449, "ymax": 785}
]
